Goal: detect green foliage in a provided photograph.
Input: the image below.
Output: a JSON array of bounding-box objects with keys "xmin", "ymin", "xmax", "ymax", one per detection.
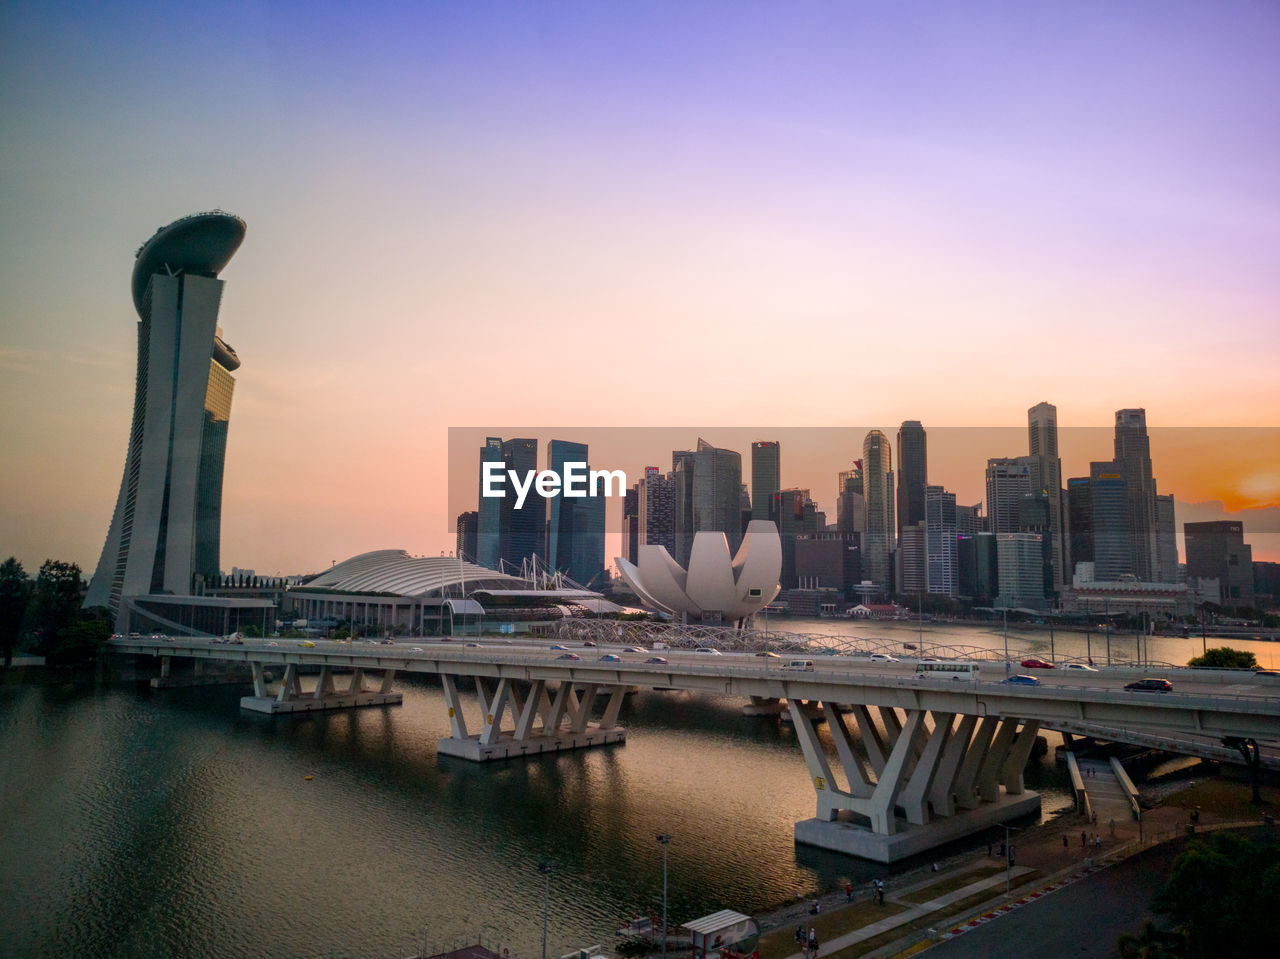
[
  {"xmin": 1116, "ymin": 921, "xmax": 1184, "ymax": 959},
  {"xmin": 1187, "ymin": 647, "xmax": 1257, "ymax": 669},
  {"xmin": 1, "ymin": 557, "xmax": 33, "ymax": 667},
  {"xmin": 1153, "ymin": 832, "xmax": 1280, "ymax": 957},
  {"xmin": 25, "ymin": 560, "xmax": 83, "ymax": 656},
  {"xmin": 44, "ymin": 615, "xmax": 111, "ymax": 666}
]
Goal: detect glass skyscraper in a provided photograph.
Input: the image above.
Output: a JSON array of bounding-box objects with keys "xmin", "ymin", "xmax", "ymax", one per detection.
[
  {"xmin": 861, "ymin": 430, "xmax": 895, "ymax": 593},
  {"xmin": 86, "ymin": 212, "xmax": 246, "ymax": 620},
  {"xmin": 546, "ymin": 439, "xmax": 605, "ymax": 586},
  {"xmin": 751, "ymin": 441, "xmax": 780, "ymax": 522}
]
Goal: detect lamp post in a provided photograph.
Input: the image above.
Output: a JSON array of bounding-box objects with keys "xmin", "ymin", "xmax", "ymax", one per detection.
[
  {"xmin": 538, "ymin": 860, "xmax": 554, "ymax": 959},
  {"xmin": 997, "ymin": 823, "xmax": 1017, "ymax": 896},
  {"xmin": 656, "ymin": 834, "xmax": 672, "ymax": 959},
  {"xmin": 1002, "ymin": 607, "xmax": 1010, "ymax": 675}
]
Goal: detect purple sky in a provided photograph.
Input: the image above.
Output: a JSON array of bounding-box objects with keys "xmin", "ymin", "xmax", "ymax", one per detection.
[{"xmin": 1, "ymin": 1, "xmax": 1277, "ymax": 575}]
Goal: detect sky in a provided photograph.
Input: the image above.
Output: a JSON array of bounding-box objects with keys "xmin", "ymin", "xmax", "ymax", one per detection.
[{"xmin": 1, "ymin": 1, "xmax": 1278, "ymax": 577}]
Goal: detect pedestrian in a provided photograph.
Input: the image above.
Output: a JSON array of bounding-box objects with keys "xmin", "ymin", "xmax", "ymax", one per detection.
[
  {"xmin": 1109, "ymin": 818, "xmax": 1116, "ymax": 837},
  {"xmin": 1095, "ymin": 834, "xmax": 1101, "ymax": 849},
  {"xmin": 877, "ymin": 886, "xmax": 885, "ymax": 906},
  {"xmin": 1092, "ymin": 810, "xmax": 1098, "ymax": 825},
  {"xmin": 1081, "ymin": 831, "xmax": 1087, "ymax": 847},
  {"xmin": 809, "ymin": 928, "xmax": 816, "ymax": 951},
  {"xmin": 795, "ymin": 925, "xmax": 804, "ymax": 945},
  {"xmin": 1063, "ymin": 835, "xmax": 1068, "ymax": 850},
  {"xmin": 811, "ymin": 936, "xmax": 820, "ymax": 957},
  {"xmin": 987, "ymin": 841, "xmax": 992, "ymax": 857},
  {"xmin": 844, "ymin": 882, "xmax": 852, "ymax": 902},
  {"xmin": 931, "ymin": 862, "xmax": 939, "ymax": 873}
]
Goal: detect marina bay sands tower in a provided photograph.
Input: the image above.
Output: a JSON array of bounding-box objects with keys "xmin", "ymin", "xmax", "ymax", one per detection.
[{"xmin": 86, "ymin": 212, "xmax": 246, "ymax": 619}]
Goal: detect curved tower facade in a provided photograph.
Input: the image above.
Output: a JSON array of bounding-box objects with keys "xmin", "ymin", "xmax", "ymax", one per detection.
[
  {"xmin": 85, "ymin": 212, "xmax": 246, "ymax": 619},
  {"xmin": 862, "ymin": 430, "xmax": 895, "ymax": 594}
]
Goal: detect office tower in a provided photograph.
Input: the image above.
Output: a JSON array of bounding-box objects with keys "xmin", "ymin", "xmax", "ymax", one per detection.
[
  {"xmin": 1114, "ymin": 409, "xmax": 1159, "ymax": 582},
  {"xmin": 770, "ymin": 488, "xmax": 821, "ymax": 588},
  {"xmin": 500, "ymin": 438, "xmax": 542, "ymax": 571},
  {"xmin": 1018, "ymin": 490, "xmax": 1055, "ymax": 599},
  {"xmin": 621, "ymin": 486, "xmax": 639, "ymax": 567},
  {"xmin": 955, "ymin": 503, "xmax": 983, "ymax": 537},
  {"xmin": 476, "ymin": 436, "xmax": 504, "ymax": 568},
  {"xmin": 1185, "ymin": 521, "xmax": 1254, "ymax": 609},
  {"xmin": 861, "ymin": 430, "xmax": 895, "ymax": 593},
  {"xmin": 545, "ymin": 439, "xmax": 605, "ymax": 585},
  {"xmin": 672, "ymin": 439, "xmax": 743, "ymax": 567},
  {"xmin": 795, "ymin": 531, "xmax": 861, "ymax": 597},
  {"xmin": 639, "ymin": 466, "xmax": 676, "ymax": 555},
  {"xmin": 973, "ymin": 532, "xmax": 999, "ymax": 603},
  {"xmin": 898, "ymin": 523, "xmax": 927, "ymax": 594},
  {"xmin": 1156, "ymin": 494, "xmax": 1177, "ymax": 584},
  {"xmin": 996, "ymin": 533, "xmax": 1048, "ymax": 610},
  {"xmin": 87, "ymin": 212, "xmax": 246, "ymax": 618},
  {"xmin": 1089, "ymin": 462, "xmax": 1129, "ymax": 580},
  {"xmin": 1027, "ymin": 402, "xmax": 1066, "ymax": 591},
  {"xmin": 925, "ymin": 485, "xmax": 957, "ymax": 596},
  {"xmin": 896, "ymin": 421, "xmax": 928, "ymax": 593},
  {"xmin": 455, "ymin": 511, "xmax": 478, "ymax": 563},
  {"xmin": 1066, "ymin": 477, "xmax": 1092, "ymax": 578},
  {"xmin": 751, "ymin": 441, "xmax": 781, "ymax": 521},
  {"xmin": 985, "ymin": 457, "xmax": 1034, "ymax": 534},
  {"xmin": 836, "ymin": 462, "xmax": 866, "ymax": 533}
]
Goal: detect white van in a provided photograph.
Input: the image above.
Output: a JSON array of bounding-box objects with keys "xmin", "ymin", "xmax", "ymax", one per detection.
[{"xmin": 784, "ymin": 660, "xmax": 814, "ymax": 671}]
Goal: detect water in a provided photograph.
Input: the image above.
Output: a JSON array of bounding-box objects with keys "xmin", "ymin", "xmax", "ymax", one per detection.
[{"xmin": 1, "ymin": 663, "xmax": 1075, "ymax": 959}]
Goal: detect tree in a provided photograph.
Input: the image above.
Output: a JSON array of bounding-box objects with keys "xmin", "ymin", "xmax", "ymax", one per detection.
[
  {"xmin": 25, "ymin": 560, "xmax": 82, "ymax": 657},
  {"xmin": 0, "ymin": 557, "xmax": 32, "ymax": 668},
  {"xmin": 44, "ymin": 615, "xmax": 110, "ymax": 666},
  {"xmin": 1153, "ymin": 832, "xmax": 1280, "ymax": 958},
  {"xmin": 1117, "ymin": 921, "xmax": 1183, "ymax": 959},
  {"xmin": 1187, "ymin": 647, "xmax": 1257, "ymax": 669}
]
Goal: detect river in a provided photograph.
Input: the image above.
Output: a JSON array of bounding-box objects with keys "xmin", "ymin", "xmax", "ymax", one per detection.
[{"xmin": 0, "ymin": 636, "xmax": 1090, "ymax": 959}]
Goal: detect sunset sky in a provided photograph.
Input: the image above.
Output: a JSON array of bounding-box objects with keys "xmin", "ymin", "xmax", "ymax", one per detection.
[{"xmin": 2, "ymin": 1, "xmax": 1278, "ymax": 576}]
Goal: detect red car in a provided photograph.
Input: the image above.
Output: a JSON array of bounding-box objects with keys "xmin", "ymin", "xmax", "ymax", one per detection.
[{"xmin": 1021, "ymin": 658, "xmax": 1054, "ymax": 669}]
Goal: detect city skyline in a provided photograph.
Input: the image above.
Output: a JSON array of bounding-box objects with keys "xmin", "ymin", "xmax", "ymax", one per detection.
[{"xmin": 2, "ymin": 2, "xmax": 1279, "ymax": 576}]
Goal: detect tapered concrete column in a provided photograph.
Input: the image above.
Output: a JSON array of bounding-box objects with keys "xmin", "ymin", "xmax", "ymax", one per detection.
[
  {"xmin": 867, "ymin": 709, "xmax": 925, "ymax": 834},
  {"xmin": 788, "ymin": 699, "xmax": 840, "ymax": 815},
  {"xmin": 442, "ymin": 674, "xmax": 469, "ymax": 738},
  {"xmin": 976, "ymin": 717, "xmax": 1021, "ymax": 801},
  {"xmin": 160, "ymin": 656, "xmax": 172, "ymax": 678},
  {"xmin": 598, "ymin": 686, "xmax": 626, "ymax": 731},
  {"xmin": 276, "ymin": 664, "xmax": 301, "ymax": 703},
  {"xmin": 251, "ymin": 661, "xmax": 268, "ymax": 697},
  {"xmin": 823, "ymin": 703, "xmax": 875, "ymax": 798},
  {"xmin": 954, "ymin": 716, "xmax": 998, "ymax": 809},
  {"xmin": 312, "ymin": 666, "xmax": 335, "ymax": 699},
  {"xmin": 899, "ymin": 712, "xmax": 956, "ymax": 824},
  {"xmin": 515, "ymin": 680, "xmax": 547, "ymax": 739},
  {"xmin": 851, "ymin": 704, "xmax": 889, "ymax": 774},
  {"xmin": 479, "ymin": 678, "xmax": 513, "ymax": 746},
  {"xmin": 1000, "ymin": 720, "xmax": 1041, "ymax": 795},
  {"xmin": 348, "ymin": 668, "xmax": 365, "ymax": 694},
  {"xmin": 928, "ymin": 714, "xmax": 977, "ymax": 816},
  {"xmin": 571, "ymin": 683, "xmax": 599, "ymax": 734}
]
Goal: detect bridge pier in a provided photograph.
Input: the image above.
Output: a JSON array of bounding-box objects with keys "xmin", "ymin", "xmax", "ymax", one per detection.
[
  {"xmin": 790, "ymin": 702, "xmax": 1040, "ymax": 862},
  {"xmin": 239, "ymin": 661, "xmax": 403, "ymax": 714},
  {"xmin": 436, "ymin": 676, "xmax": 626, "ymax": 761}
]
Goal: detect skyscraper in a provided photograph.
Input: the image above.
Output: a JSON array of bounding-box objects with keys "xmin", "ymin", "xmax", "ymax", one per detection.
[
  {"xmin": 896, "ymin": 422, "xmax": 927, "ymax": 593},
  {"xmin": 500, "ymin": 437, "xmax": 542, "ymax": 571},
  {"xmin": 1185, "ymin": 521, "xmax": 1253, "ymax": 608},
  {"xmin": 621, "ymin": 486, "xmax": 639, "ymax": 567},
  {"xmin": 985, "ymin": 457, "xmax": 1034, "ymax": 534},
  {"xmin": 861, "ymin": 430, "xmax": 895, "ymax": 593},
  {"xmin": 1156, "ymin": 493, "xmax": 1178, "ymax": 584},
  {"xmin": 1114, "ymin": 409, "xmax": 1159, "ymax": 582},
  {"xmin": 455, "ymin": 511, "xmax": 478, "ymax": 562},
  {"xmin": 751, "ymin": 441, "xmax": 780, "ymax": 522},
  {"xmin": 770, "ymin": 488, "xmax": 820, "ymax": 588},
  {"xmin": 86, "ymin": 212, "xmax": 246, "ymax": 618},
  {"xmin": 639, "ymin": 466, "xmax": 676, "ymax": 555},
  {"xmin": 1088, "ymin": 462, "xmax": 1129, "ymax": 580},
  {"xmin": 1027, "ymin": 402, "xmax": 1065, "ymax": 592},
  {"xmin": 925, "ymin": 485, "xmax": 957, "ymax": 597},
  {"xmin": 476, "ymin": 436, "xmax": 504, "ymax": 568},
  {"xmin": 672, "ymin": 440, "xmax": 743, "ymax": 567},
  {"xmin": 1066, "ymin": 476, "xmax": 1092, "ymax": 577},
  {"xmin": 545, "ymin": 439, "xmax": 605, "ymax": 585}
]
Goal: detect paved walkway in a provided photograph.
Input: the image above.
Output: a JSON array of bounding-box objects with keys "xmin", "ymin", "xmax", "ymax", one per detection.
[
  {"xmin": 1076, "ymin": 757, "xmax": 1134, "ymax": 843},
  {"xmin": 781, "ymin": 865, "xmax": 1036, "ymax": 959}
]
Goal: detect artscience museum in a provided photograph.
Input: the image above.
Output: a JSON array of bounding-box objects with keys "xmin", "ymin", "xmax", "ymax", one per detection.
[{"xmin": 615, "ymin": 519, "xmax": 782, "ymax": 626}]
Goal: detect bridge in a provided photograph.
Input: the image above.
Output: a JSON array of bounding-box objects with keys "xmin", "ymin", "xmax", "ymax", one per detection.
[{"xmin": 108, "ymin": 633, "xmax": 1280, "ymax": 862}]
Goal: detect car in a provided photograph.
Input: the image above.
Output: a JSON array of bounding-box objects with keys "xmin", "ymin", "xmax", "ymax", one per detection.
[
  {"xmin": 695, "ymin": 647, "xmax": 722, "ymax": 655},
  {"xmin": 1001, "ymin": 674, "xmax": 1041, "ymax": 686},
  {"xmin": 582, "ymin": 640, "xmax": 597, "ymax": 647},
  {"xmin": 1253, "ymin": 668, "xmax": 1279, "ymax": 677},
  {"xmin": 869, "ymin": 653, "xmax": 899, "ymax": 662},
  {"xmin": 755, "ymin": 651, "xmax": 781, "ymax": 658},
  {"xmin": 1062, "ymin": 662, "xmax": 1098, "ymax": 671},
  {"xmin": 379, "ymin": 639, "xmax": 395, "ymax": 645},
  {"xmin": 410, "ymin": 647, "xmax": 424, "ymax": 653},
  {"xmin": 1021, "ymin": 658, "xmax": 1054, "ymax": 669},
  {"xmin": 598, "ymin": 654, "xmax": 622, "ymax": 662},
  {"xmin": 645, "ymin": 656, "xmax": 669, "ymax": 665},
  {"xmin": 1125, "ymin": 678, "xmax": 1173, "ymax": 692},
  {"xmin": 557, "ymin": 653, "xmax": 581, "ymax": 661},
  {"xmin": 549, "ymin": 644, "xmax": 568, "ymax": 651},
  {"xmin": 623, "ymin": 647, "xmax": 646, "ymax": 653},
  {"xmin": 465, "ymin": 642, "xmax": 482, "ymax": 648},
  {"xmin": 266, "ymin": 641, "xmax": 279, "ymax": 647},
  {"xmin": 299, "ymin": 640, "xmax": 316, "ymax": 647}
]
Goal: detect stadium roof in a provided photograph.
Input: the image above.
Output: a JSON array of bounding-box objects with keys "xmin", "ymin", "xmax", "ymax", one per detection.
[{"xmin": 300, "ymin": 550, "xmax": 527, "ymax": 598}]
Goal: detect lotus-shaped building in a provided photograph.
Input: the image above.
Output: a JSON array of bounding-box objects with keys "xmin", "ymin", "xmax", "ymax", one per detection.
[{"xmin": 616, "ymin": 520, "xmax": 782, "ymax": 625}]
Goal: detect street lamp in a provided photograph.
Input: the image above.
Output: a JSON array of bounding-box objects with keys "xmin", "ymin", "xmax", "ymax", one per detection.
[
  {"xmin": 656, "ymin": 834, "xmax": 672, "ymax": 959},
  {"xmin": 997, "ymin": 823, "xmax": 1017, "ymax": 896},
  {"xmin": 538, "ymin": 860, "xmax": 554, "ymax": 959}
]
